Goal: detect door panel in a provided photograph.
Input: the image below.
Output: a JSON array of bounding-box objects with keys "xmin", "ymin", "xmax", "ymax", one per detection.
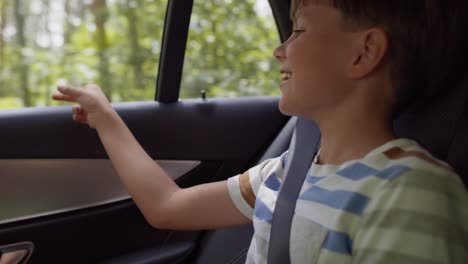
[
  {"xmin": 0, "ymin": 159, "xmax": 200, "ymax": 225},
  {"xmin": 0, "ymin": 96, "xmax": 288, "ymax": 263},
  {"xmin": 0, "ymin": 97, "xmax": 286, "ymax": 159}
]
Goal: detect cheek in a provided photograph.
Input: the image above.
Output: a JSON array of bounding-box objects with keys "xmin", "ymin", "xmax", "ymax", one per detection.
[
  {"xmin": 286, "ymin": 38, "xmax": 310, "ymax": 69},
  {"xmin": 290, "ymin": 39, "xmax": 346, "ymax": 89},
  {"xmin": 287, "ymin": 39, "xmax": 322, "ymax": 82}
]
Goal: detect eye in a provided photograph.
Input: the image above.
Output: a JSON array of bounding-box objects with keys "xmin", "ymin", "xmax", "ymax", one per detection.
[{"xmin": 292, "ymin": 29, "xmax": 305, "ymax": 35}]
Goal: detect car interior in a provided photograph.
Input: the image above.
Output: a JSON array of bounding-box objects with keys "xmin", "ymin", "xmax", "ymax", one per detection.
[{"xmin": 0, "ymin": 0, "xmax": 467, "ymax": 263}]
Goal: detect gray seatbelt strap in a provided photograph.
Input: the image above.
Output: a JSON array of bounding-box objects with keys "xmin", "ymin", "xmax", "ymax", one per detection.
[{"xmin": 267, "ymin": 117, "xmax": 321, "ymax": 264}]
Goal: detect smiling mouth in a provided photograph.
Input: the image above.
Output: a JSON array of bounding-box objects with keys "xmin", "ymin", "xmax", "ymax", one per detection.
[
  {"xmin": 281, "ymin": 72, "xmax": 292, "ymax": 81},
  {"xmin": 281, "ymin": 72, "xmax": 292, "ymax": 85}
]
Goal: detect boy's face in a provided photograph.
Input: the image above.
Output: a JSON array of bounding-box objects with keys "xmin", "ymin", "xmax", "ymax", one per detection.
[{"xmin": 274, "ymin": 1, "xmax": 356, "ymax": 118}]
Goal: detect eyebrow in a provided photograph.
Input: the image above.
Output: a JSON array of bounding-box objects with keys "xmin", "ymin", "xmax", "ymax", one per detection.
[{"xmin": 292, "ymin": 9, "xmax": 313, "ymax": 27}]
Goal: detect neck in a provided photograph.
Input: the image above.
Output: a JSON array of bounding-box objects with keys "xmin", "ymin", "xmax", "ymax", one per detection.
[
  {"xmin": 309, "ymin": 89, "xmax": 396, "ymax": 165},
  {"xmin": 316, "ymin": 117, "xmax": 395, "ymax": 165}
]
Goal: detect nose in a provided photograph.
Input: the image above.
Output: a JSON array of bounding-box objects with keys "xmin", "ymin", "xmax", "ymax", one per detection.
[{"xmin": 274, "ymin": 42, "xmax": 286, "ymax": 62}]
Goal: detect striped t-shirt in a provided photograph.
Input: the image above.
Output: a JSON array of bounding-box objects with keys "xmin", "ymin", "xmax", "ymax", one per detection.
[{"xmin": 227, "ymin": 138, "xmax": 468, "ymax": 263}]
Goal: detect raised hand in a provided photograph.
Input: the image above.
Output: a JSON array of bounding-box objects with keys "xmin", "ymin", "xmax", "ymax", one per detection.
[{"xmin": 52, "ymin": 84, "xmax": 113, "ymax": 129}]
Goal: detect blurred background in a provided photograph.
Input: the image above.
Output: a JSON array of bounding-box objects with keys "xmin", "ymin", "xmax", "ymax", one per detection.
[{"xmin": 0, "ymin": 0, "xmax": 280, "ymax": 109}]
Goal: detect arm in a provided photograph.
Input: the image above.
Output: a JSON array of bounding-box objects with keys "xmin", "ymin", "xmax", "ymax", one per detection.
[{"xmin": 52, "ymin": 84, "xmax": 250, "ymax": 230}]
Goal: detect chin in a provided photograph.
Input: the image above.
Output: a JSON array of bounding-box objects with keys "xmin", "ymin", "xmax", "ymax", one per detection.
[
  {"xmin": 278, "ymin": 96, "xmax": 295, "ymax": 117},
  {"xmin": 279, "ymin": 96, "xmax": 318, "ymax": 121}
]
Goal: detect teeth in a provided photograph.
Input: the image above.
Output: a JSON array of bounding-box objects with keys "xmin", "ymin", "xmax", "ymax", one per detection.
[{"xmin": 282, "ymin": 72, "xmax": 292, "ymax": 79}]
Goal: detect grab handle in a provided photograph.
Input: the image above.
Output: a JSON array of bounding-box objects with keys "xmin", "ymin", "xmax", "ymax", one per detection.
[{"xmin": 0, "ymin": 242, "xmax": 34, "ymax": 264}]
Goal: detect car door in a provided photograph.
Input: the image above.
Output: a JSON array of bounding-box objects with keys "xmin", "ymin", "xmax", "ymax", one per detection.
[{"xmin": 0, "ymin": 0, "xmax": 292, "ymax": 263}]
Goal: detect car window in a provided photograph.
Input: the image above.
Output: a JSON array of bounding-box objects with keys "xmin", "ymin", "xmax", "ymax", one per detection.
[
  {"xmin": 180, "ymin": 0, "xmax": 281, "ymax": 99},
  {"xmin": 0, "ymin": 0, "xmax": 167, "ymax": 109}
]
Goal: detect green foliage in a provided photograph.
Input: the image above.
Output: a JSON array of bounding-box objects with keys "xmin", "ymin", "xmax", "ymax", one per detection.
[
  {"xmin": 181, "ymin": 0, "xmax": 280, "ymax": 98},
  {"xmin": 0, "ymin": 0, "xmax": 280, "ymax": 109},
  {"xmin": 0, "ymin": 96, "xmax": 21, "ymax": 108}
]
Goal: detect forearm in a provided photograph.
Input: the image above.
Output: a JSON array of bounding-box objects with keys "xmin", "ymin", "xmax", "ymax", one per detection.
[
  {"xmin": 95, "ymin": 109, "xmax": 179, "ymax": 223},
  {"xmin": 52, "ymin": 85, "xmax": 250, "ymax": 230}
]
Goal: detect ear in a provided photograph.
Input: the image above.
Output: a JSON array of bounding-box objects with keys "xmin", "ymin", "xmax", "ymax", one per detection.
[{"xmin": 348, "ymin": 28, "xmax": 389, "ymax": 79}]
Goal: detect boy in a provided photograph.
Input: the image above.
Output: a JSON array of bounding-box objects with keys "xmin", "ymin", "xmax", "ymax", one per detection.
[{"xmin": 53, "ymin": 0, "xmax": 468, "ymax": 263}]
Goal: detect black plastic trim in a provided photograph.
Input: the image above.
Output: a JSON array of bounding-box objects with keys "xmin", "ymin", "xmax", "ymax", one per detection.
[
  {"xmin": 0, "ymin": 97, "xmax": 287, "ymax": 160},
  {"xmin": 156, "ymin": 0, "xmax": 194, "ymax": 103},
  {"xmin": 269, "ymin": 0, "xmax": 293, "ymax": 42},
  {"xmin": 100, "ymin": 241, "xmax": 195, "ymax": 264},
  {"xmin": 257, "ymin": 117, "xmax": 295, "ymax": 163}
]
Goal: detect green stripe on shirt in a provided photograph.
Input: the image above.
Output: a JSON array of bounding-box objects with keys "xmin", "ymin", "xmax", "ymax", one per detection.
[
  {"xmin": 362, "ymin": 209, "xmax": 468, "ymax": 247},
  {"xmin": 364, "ymin": 184, "xmax": 464, "ymax": 222},
  {"xmin": 353, "ymin": 248, "xmax": 446, "ymax": 264},
  {"xmin": 354, "ymin": 226, "xmax": 466, "ymax": 263},
  {"xmin": 389, "ymin": 170, "xmax": 466, "ymax": 203}
]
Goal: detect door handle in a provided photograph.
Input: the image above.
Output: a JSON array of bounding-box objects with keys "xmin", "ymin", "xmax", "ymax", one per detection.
[{"xmin": 0, "ymin": 242, "xmax": 34, "ymax": 264}]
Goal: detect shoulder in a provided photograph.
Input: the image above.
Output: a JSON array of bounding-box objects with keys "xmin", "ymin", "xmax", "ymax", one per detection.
[
  {"xmin": 233, "ymin": 151, "xmax": 289, "ymax": 200},
  {"xmin": 249, "ymin": 151, "xmax": 289, "ymax": 182},
  {"xmin": 226, "ymin": 151, "xmax": 289, "ymax": 218},
  {"xmin": 354, "ymin": 155, "xmax": 468, "ymax": 263},
  {"xmin": 380, "ymin": 142, "xmax": 464, "ymax": 198},
  {"xmin": 382, "ymin": 141, "xmax": 453, "ymax": 172},
  {"xmin": 357, "ymin": 139, "xmax": 467, "ymax": 217},
  {"xmin": 364, "ymin": 159, "xmax": 468, "ymax": 223}
]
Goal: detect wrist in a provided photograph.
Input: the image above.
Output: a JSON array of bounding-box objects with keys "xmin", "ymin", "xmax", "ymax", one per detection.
[{"xmin": 93, "ymin": 105, "xmax": 121, "ymax": 130}]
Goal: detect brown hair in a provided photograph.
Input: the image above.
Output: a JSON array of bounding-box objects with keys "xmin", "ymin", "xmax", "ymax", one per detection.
[{"xmin": 291, "ymin": 0, "xmax": 468, "ymax": 115}]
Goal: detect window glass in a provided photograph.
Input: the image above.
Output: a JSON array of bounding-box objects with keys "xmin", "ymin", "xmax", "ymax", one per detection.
[
  {"xmin": 181, "ymin": 0, "xmax": 281, "ymax": 98},
  {"xmin": 0, "ymin": 0, "xmax": 167, "ymax": 109}
]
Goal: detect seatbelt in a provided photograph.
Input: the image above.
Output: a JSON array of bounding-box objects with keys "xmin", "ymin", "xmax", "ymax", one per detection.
[{"xmin": 267, "ymin": 117, "xmax": 321, "ymax": 264}]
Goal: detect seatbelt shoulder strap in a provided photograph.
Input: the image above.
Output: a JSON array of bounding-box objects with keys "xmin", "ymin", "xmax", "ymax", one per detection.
[{"xmin": 267, "ymin": 117, "xmax": 321, "ymax": 264}]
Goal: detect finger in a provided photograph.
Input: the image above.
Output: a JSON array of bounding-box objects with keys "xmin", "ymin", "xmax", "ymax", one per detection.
[
  {"xmin": 73, "ymin": 113, "xmax": 88, "ymax": 124},
  {"xmin": 52, "ymin": 93, "xmax": 77, "ymax": 102},
  {"xmin": 77, "ymin": 116, "xmax": 89, "ymax": 124},
  {"xmin": 72, "ymin": 105, "xmax": 83, "ymax": 114},
  {"xmin": 76, "ymin": 110, "xmax": 89, "ymax": 122},
  {"xmin": 85, "ymin": 83, "xmax": 101, "ymax": 90},
  {"xmin": 57, "ymin": 85, "xmax": 83, "ymax": 98}
]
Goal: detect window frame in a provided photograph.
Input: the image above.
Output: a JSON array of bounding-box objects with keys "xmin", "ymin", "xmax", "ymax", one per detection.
[
  {"xmin": 154, "ymin": 0, "xmax": 292, "ymax": 103},
  {"xmin": 155, "ymin": 0, "xmax": 194, "ymax": 103}
]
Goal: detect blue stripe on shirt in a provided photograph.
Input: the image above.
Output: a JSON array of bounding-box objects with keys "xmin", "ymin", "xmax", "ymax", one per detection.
[
  {"xmin": 264, "ymin": 173, "xmax": 281, "ymax": 192},
  {"xmin": 337, "ymin": 163, "xmax": 410, "ymax": 182},
  {"xmin": 300, "ymin": 218, "xmax": 353, "ymax": 255},
  {"xmin": 323, "ymin": 230, "xmax": 352, "ymax": 255},
  {"xmin": 299, "ymin": 186, "xmax": 370, "ymax": 215},
  {"xmin": 254, "ymin": 198, "xmax": 273, "ymax": 224},
  {"xmin": 375, "ymin": 165, "xmax": 410, "ymax": 180},
  {"xmin": 336, "ymin": 163, "xmax": 379, "ymax": 180},
  {"xmin": 306, "ymin": 175, "xmax": 326, "ymax": 184}
]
